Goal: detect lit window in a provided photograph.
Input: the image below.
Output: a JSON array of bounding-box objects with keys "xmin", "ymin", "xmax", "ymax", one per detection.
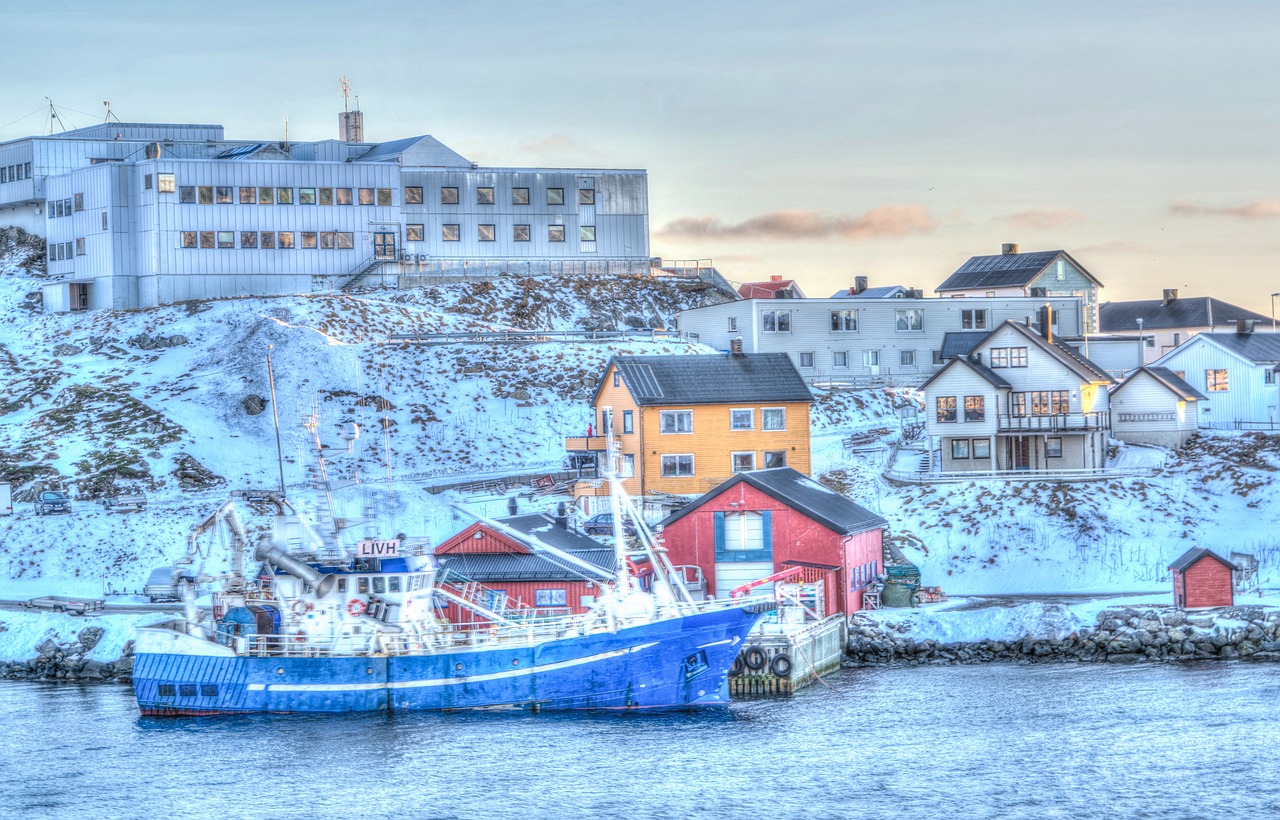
[
  {"xmin": 276, "ymin": 187, "xmax": 293, "ymax": 205},
  {"xmin": 441, "ymin": 187, "xmax": 459, "ymax": 205},
  {"xmin": 258, "ymin": 187, "xmax": 274, "ymax": 204},
  {"xmin": 936, "ymin": 396, "xmax": 957, "ymax": 423},
  {"xmin": 157, "ymin": 174, "xmax": 175, "ymax": 193},
  {"xmin": 1206, "ymin": 369, "xmax": 1229, "ymax": 392},
  {"xmin": 320, "ymin": 232, "xmax": 335, "ymax": 249},
  {"xmin": 660, "ymin": 411, "xmax": 693, "ymax": 434},
  {"xmin": 478, "ymin": 224, "xmax": 495, "ymax": 242},
  {"xmin": 895, "ymin": 308, "xmax": 924, "ymax": 331},
  {"xmin": 512, "ymin": 187, "xmax": 529, "ymax": 205},
  {"xmin": 951, "ymin": 439, "xmax": 969, "ymax": 459},
  {"xmin": 336, "ymin": 232, "xmax": 354, "ymax": 249},
  {"xmin": 548, "ymin": 225, "xmax": 565, "ymax": 242},
  {"xmin": 301, "ymin": 231, "xmax": 317, "ymax": 249},
  {"xmin": 216, "ymin": 231, "xmax": 234, "ymax": 248},
  {"xmin": 404, "ymin": 186, "xmax": 423, "ymax": 204},
  {"xmin": 358, "ymin": 188, "xmax": 375, "ymax": 205},
  {"xmin": 299, "ymin": 188, "xmax": 317, "ymax": 205},
  {"xmin": 181, "ymin": 231, "xmax": 197, "ymax": 248},
  {"xmin": 762, "ymin": 408, "xmax": 786, "ymax": 431},
  {"xmin": 335, "ymin": 188, "xmax": 352, "ymax": 205},
  {"xmin": 1052, "ymin": 391, "xmax": 1069, "ymax": 414},
  {"xmin": 660, "ymin": 454, "xmax": 695, "ymax": 477},
  {"xmin": 731, "ymin": 452, "xmax": 756, "ymax": 473},
  {"xmin": 513, "ymin": 224, "xmax": 530, "ymax": 242},
  {"xmin": 278, "ymin": 231, "xmax": 295, "ymax": 249},
  {"xmin": 964, "ymin": 396, "xmax": 984, "ymax": 422},
  {"xmin": 73, "ymin": 192, "xmax": 84, "ymax": 210},
  {"xmin": 580, "ymin": 226, "xmax": 596, "ymax": 242},
  {"xmin": 762, "ymin": 310, "xmax": 791, "ymax": 333},
  {"xmin": 215, "ymin": 186, "xmax": 232, "ymax": 204},
  {"xmin": 798, "ymin": 351, "xmax": 815, "ymax": 368},
  {"xmin": 730, "ymin": 409, "xmax": 754, "ymax": 430},
  {"xmin": 406, "ymin": 224, "xmax": 424, "ymax": 242},
  {"xmin": 831, "ymin": 310, "xmax": 857, "ymax": 332},
  {"xmin": 547, "ymin": 188, "xmax": 564, "ymax": 205},
  {"xmin": 318, "ymin": 188, "xmax": 334, "ymax": 205},
  {"xmin": 476, "ymin": 187, "xmax": 495, "ymax": 205},
  {"xmin": 442, "ymin": 224, "xmax": 460, "ymax": 241},
  {"xmin": 764, "ymin": 450, "xmax": 787, "ymax": 469},
  {"xmin": 377, "ymin": 188, "xmax": 392, "ymax": 206},
  {"xmin": 240, "ymin": 187, "xmax": 257, "ymax": 204},
  {"xmin": 578, "ymin": 188, "xmax": 595, "ymax": 205}
]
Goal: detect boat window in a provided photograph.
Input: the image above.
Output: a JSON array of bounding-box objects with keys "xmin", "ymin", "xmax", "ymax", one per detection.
[
  {"xmin": 337, "ymin": 578, "xmax": 347, "ymax": 593},
  {"xmin": 200, "ymin": 684, "xmax": 218, "ymax": 697},
  {"xmin": 179, "ymin": 684, "xmax": 198, "ymax": 697},
  {"xmin": 373, "ymin": 577, "xmax": 386, "ymax": 594},
  {"xmin": 157, "ymin": 684, "xmax": 175, "ymax": 697},
  {"xmin": 358, "ymin": 577, "xmax": 369, "ymax": 594},
  {"xmin": 389, "ymin": 577, "xmax": 401, "ymax": 593}
]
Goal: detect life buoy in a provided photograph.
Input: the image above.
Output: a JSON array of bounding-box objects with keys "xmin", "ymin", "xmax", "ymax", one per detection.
[
  {"xmin": 729, "ymin": 656, "xmax": 744, "ymax": 677},
  {"xmin": 293, "ymin": 631, "xmax": 306, "ymax": 643},
  {"xmin": 291, "ymin": 600, "xmax": 312, "ymax": 616},
  {"xmin": 743, "ymin": 645, "xmax": 767, "ymax": 671},
  {"xmin": 769, "ymin": 652, "xmax": 793, "ymax": 678},
  {"xmin": 347, "ymin": 598, "xmax": 365, "ymax": 617}
]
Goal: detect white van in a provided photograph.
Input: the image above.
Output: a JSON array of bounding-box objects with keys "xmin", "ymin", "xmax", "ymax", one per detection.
[{"xmin": 0, "ymin": 483, "xmax": 11, "ymax": 516}]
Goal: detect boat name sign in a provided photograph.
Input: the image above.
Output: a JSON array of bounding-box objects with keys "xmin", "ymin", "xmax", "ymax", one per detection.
[{"xmin": 357, "ymin": 538, "xmax": 401, "ymax": 558}]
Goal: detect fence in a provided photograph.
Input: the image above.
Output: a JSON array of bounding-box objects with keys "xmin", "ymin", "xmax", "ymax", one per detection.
[
  {"xmin": 383, "ymin": 328, "xmax": 697, "ymax": 345},
  {"xmin": 883, "ymin": 465, "xmax": 1158, "ymax": 484}
]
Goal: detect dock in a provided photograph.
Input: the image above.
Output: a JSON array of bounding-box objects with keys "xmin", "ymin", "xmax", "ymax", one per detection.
[{"xmin": 729, "ymin": 614, "xmax": 846, "ymax": 697}]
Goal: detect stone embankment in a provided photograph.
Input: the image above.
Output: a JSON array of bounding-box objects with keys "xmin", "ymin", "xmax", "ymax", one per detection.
[
  {"xmin": 0, "ymin": 628, "xmax": 133, "ymax": 683},
  {"xmin": 846, "ymin": 606, "xmax": 1280, "ymax": 665}
]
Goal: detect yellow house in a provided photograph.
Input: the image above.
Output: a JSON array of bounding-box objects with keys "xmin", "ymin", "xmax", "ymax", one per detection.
[{"xmin": 566, "ymin": 352, "xmax": 813, "ymax": 509}]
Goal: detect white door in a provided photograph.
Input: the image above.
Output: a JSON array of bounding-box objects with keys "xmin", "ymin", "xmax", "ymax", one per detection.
[
  {"xmin": 864, "ymin": 350, "xmax": 881, "ymax": 377},
  {"xmin": 714, "ymin": 562, "xmax": 774, "ymax": 599}
]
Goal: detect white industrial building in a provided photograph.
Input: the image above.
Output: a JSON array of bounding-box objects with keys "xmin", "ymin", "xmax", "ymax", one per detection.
[{"xmin": 0, "ymin": 119, "xmax": 650, "ymax": 311}]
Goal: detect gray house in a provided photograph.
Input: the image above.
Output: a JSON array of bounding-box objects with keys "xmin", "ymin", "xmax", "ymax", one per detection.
[
  {"xmin": 937, "ymin": 244, "xmax": 1103, "ymax": 333},
  {"xmin": 1151, "ymin": 328, "xmax": 1280, "ymax": 430},
  {"xmin": 1099, "ymin": 289, "xmax": 1274, "ymax": 364}
]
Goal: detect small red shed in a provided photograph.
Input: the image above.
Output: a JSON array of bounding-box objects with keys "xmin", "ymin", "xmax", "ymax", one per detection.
[
  {"xmin": 656, "ymin": 467, "xmax": 888, "ymax": 616},
  {"xmin": 1169, "ymin": 547, "xmax": 1236, "ymax": 609},
  {"xmin": 434, "ymin": 514, "xmax": 615, "ymax": 623}
]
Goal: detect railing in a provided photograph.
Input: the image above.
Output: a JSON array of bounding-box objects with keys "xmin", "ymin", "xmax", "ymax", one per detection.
[
  {"xmin": 995, "ymin": 411, "xmax": 1109, "ymax": 432},
  {"xmin": 565, "ymin": 435, "xmax": 609, "ymax": 452},
  {"xmin": 1199, "ymin": 420, "xmax": 1280, "ymax": 431},
  {"xmin": 883, "ymin": 465, "xmax": 1157, "ymax": 484},
  {"xmin": 385, "ymin": 328, "xmax": 694, "ymax": 345}
]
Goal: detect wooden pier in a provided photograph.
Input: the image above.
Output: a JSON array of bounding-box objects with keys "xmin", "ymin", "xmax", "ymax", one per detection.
[{"xmin": 729, "ymin": 614, "xmax": 847, "ymax": 698}]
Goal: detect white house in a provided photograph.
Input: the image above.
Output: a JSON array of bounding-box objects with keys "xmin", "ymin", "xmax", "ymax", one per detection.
[
  {"xmin": 936, "ymin": 244, "xmax": 1103, "ymax": 333},
  {"xmin": 1150, "ymin": 328, "xmax": 1280, "ymax": 430},
  {"xmin": 1109, "ymin": 367, "xmax": 1206, "ymax": 448},
  {"xmin": 921, "ymin": 320, "xmax": 1114, "ymax": 472}
]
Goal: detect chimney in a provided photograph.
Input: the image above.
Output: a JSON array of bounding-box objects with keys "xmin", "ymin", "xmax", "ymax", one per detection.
[
  {"xmin": 1163, "ymin": 288, "xmax": 1178, "ymax": 305},
  {"xmin": 507, "ymin": 496, "xmax": 518, "ymax": 516},
  {"xmin": 1001, "ymin": 243, "xmax": 1019, "ymax": 255},
  {"xmin": 555, "ymin": 501, "xmax": 569, "ymax": 530},
  {"xmin": 730, "ymin": 337, "xmax": 744, "ymax": 356},
  {"xmin": 1237, "ymin": 318, "xmax": 1255, "ymax": 335},
  {"xmin": 770, "ymin": 274, "xmax": 783, "ymax": 282},
  {"xmin": 854, "ymin": 276, "xmax": 868, "ymax": 295},
  {"xmin": 339, "ymin": 109, "xmax": 364, "ymax": 142}
]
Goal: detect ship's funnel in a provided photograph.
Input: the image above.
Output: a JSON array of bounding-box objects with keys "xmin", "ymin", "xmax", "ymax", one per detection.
[{"xmin": 254, "ymin": 536, "xmax": 337, "ymax": 599}]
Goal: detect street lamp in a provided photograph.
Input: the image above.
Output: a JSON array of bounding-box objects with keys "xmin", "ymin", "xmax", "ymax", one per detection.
[
  {"xmin": 1271, "ymin": 292, "xmax": 1279, "ymax": 332},
  {"xmin": 1136, "ymin": 318, "xmax": 1145, "ymax": 368}
]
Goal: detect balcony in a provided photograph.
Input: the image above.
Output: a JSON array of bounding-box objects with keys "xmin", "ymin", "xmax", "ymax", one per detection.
[
  {"xmin": 996, "ymin": 412, "xmax": 1109, "ymax": 433},
  {"xmin": 565, "ymin": 435, "xmax": 609, "ymax": 452}
]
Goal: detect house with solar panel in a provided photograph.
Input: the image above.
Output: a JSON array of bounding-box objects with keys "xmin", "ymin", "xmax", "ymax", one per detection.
[
  {"xmin": 1099, "ymin": 289, "xmax": 1275, "ymax": 364},
  {"xmin": 0, "ymin": 112, "xmax": 650, "ymax": 312},
  {"xmin": 564, "ymin": 351, "xmax": 813, "ymax": 511},
  {"xmin": 920, "ymin": 319, "xmax": 1114, "ymax": 472},
  {"xmin": 1149, "ymin": 327, "xmax": 1280, "ymax": 430},
  {"xmin": 936, "ymin": 244, "xmax": 1103, "ymax": 333}
]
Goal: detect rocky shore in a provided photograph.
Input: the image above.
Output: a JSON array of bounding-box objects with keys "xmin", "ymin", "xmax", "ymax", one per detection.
[
  {"xmin": 846, "ymin": 606, "xmax": 1280, "ymax": 665},
  {"xmin": 0, "ymin": 628, "xmax": 133, "ymax": 683}
]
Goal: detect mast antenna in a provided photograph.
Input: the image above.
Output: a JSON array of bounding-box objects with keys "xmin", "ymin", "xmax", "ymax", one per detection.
[{"xmin": 340, "ymin": 75, "xmax": 351, "ymax": 113}]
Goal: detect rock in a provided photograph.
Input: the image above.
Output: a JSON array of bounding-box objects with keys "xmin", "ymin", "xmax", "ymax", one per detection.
[
  {"xmin": 171, "ymin": 453, "xmax": 225, "ymax": 490},
  {"xmin": 509, "ymin": 388, "xmax": 531, "ymax": 401},
  {"xmin": 53, "ymin": 343, "xmax": 83, "ymax": 357},
  {"xmin": 1109, "ymin": 653, "xmax": 1143, "ymax": 664},
  {"xmin": 1238, "ymin": 640, "xmax": 1259, "ymax": 657},
  {"xmin": 79, "ymin": 659, "xmax": 107, "ymax": 679},
  {"xmin": 241, "ymin": 394, "xmax": 268, "ymax": 416},
  {"xmin": 78, "ymin": 627, "xmax": 105, "ymax": 651},
  {"xmin": 1219, "ymin": 645, "xmax": 1240, "ymax": 659},
  {"xmin": 36, "ymin": 638, "xmax": 60, "ymax": 658}
]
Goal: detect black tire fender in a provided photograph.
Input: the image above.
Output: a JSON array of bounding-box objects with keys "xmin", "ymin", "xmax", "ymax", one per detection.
[
  {"xmin": 770, "ymin": 652, "xmax": 793, "ymax": 678},
  {"xmin": 729, "ymin": 656, "xmax": 744, "ymax": 676},
  {"xmin": 743, "ymin": 645, "xmax": 768, "ymax": 671}
]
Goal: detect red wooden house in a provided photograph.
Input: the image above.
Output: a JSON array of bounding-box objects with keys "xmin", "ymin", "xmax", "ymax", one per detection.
[
  {"xmin": 656, "ymin": 467, "xmax": 888, "ymax": 616},
  {"xmin": 434, "ymin": 513, "xmax": 616, "ymax": 623},
  {"xmin": 1169, "ymin": 547, "xmax": 1236, "ymax": 609}
]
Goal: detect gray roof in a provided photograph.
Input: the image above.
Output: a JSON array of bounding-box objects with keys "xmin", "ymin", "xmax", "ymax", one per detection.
[
  {"xmin": 601, "ymin": 353, "xmax": 813, "ymax": 407},
  {"xmin": 937, "ymin": 249, "xmax": 1100, "ymax": 292},
  {"xmin": 1113, "ymin": 367, "xmax": 1207, "ymax": 402},
  {"xmin": 1180, "ymin": 331, "xmax": 1280, "ymax": 366},
  {"xmin": 1099, "ymin": 297, "xmax": 1270, "ymax": 332},
  {"xmin": 997, "ymin": 321, "xmax": 1114, "ymax": 383},
  {"xmin": 659, "ymin": 467, "xmax": 886, "ymax": 535},
  {"xmin": 357, "ymin": 135, "xmax": 472, "ymax": 166},
  {"xmin": 940, "ymin": 331, "xmax": 990, "ymax": 360},
  {"xmin": 1168, "ymin": 547, "xmax": 1235, "ymax": 573},
  {"xmin": 830, "ymin": 285, "xmax": 908, "ymax": 299},
  {"xmin": 435, "ymin": 513, "xmax": 614, "ymax": 582},
  {"xmin": 919, "ymin": 354, "xmax": 1012, "ymax": 392}
]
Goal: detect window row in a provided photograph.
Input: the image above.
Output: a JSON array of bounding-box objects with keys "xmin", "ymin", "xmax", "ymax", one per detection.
[
  {"xmin": 0, "ymin": 162, "xmax": 32, "ymax": 184},
  {"xmin": 658, "ymin": 450, "xmax": 789, "ymax": 478},
  {"xmin": 429, "ymin": 223, "xmax": 594, "ymax": 243},
  {"xmin": 155, "ymin": 683, "xmax": 220, "ymax": 698},
  {"xmin": 1010, "ymin": 391, "xmax": 1069, "ymax": 417},
  {"xmin": 660, "ymin": 407, "xmax": 786, "ymax": 434},
  {"xmin": 935, "ymin": 396, "xmax": 986, "ymax": 423},
  {"xmin": 47, "ymin": 196, "xmax": 81, "ymax": 218},
  {"xmin": 416, "ymin": 186, "xmax": 595, "ymax": 207},
  {"xmin": 800, "ymin": 350, "xmax": 917, "ymax": 369},
  {"xmin": 177, "ymin": 186, "xmax": 393, "ymax": 206},
  {"xmin": 48, "ymin": 240, "xmax": 78, "ymax": 261},
  {"xmin": 180, "ymin": 230, "xmax": 354, "ymax": 249},
  {"xmin": 989, "ymin": 347, "xmax": 1029, "ymax": 368},
  {"xmin": 949, "ymin": 438, "xmax": 995, "ymax": 460}
]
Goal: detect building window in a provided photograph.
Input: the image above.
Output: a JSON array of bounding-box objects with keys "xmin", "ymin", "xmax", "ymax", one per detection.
[
  {"xmin": 216, "ymin": 231, "xmax": 234, "ymax": 248},
  {"xmin": 144, "ymin": 174, "xmax": 153, "ymax": 190},
  {"xmin": 964, "ymin": 395, "xmax": 984, "ymax": 422},
  {"xmin": 1206, "ymin": 369, "xmax": 1229, "ymax": 392},
  {"xmin": 761, "ymin": 309, "xmax": 791, "ymax": 333},
  {"xmin": 1052, "ymin": 391, "xmax": 1069, "ymax": 414},
  {"xmin": 548, "ymin": 225, "xmax": 565, "ymax": 242},
  {"xmin": 476, "ymin": 187, "xmax": 495, "ymax": 205},
  {"xmin": 762, "ymin": 407, "xmax": 786, "ymax": 431},
  {"xmin": 441, "ymin": 187, "xmax": 459, "ymax": 205},
  {"xmin": 318, "ymin": 187, "xmax": 334, "ymax": 205},
  {"xmin": 972, "ymin": 439, "xmax": 991, "ymax": 459},
  {"xmin": 478, "ymin": 224, "xmax": 496, "ymax": 242},
  {"xmin": 278, "ymin": 231, "xmax": 295, "ymax": 249},
  {"xmin": 179, "ymin": 186, "xmax": 197, "ymax": 204},
  {"xmin": 622, "ymin": 410, "xmax": 633, "ymax": 434},
  {"xmin": 728, "ymin": 317, "xmax": 737, "ymax": 332},
  {"xmin": 535, "ymin": 589, "xmax": 567, "ymax": 607},
  {"xmin": 336, "ymin": 232, "xmax": 354, "ymax": 249},
  {"xmin": 961, "ymin": 309, "xmax": 987, "ymax": 330},
  {"xmin": 951, "ymin": 439, "xmax": 970, "ymax": 459},
  {"xmin": 798, "ymin": 351, "xmax": 815, "ymax": 368},
  {"xmin": 895, "ymin": 309, "xmax": 924, "ymax": 332},
  {"xmin": 660, "ymin": 454, "xmax": 695, "ymax": 477},
  {"xmin": 157, "ymin": 174, "xmax": 175, "ymax": 193},
  {"xmin": 320, "ymin": 232, "xmax": 335, "ymax": 249},
  {"xmin": 73, "ymin": 193, "xmax": 84, "ymax": 211},
  {"xmin": 256, "ymin": 186, "xmax": 273, "ymax": 204},
  {"xmin": 1145, "ymin": 336, "xmax": 1156, "ymax": 348},
  {"xmin": 1010, "ymin": 393, "xmax": 1027, "ymax": 416},
  {"xmin": 1046, "ymin": 437, "xmax": 1064, "ymax": 458},
  {"xmin": 442, "ymin": 224, "xmax": 460, "ymax": 242},
  {"xmin": 660, "ymin": 410, "xmax": 694, "ymax": 434},
  {"xmin": 864, "ymin": 350, "xmax": 880, "ymax": 367},
  {"xmin": 240, "ymin": 187, "xmax": 257, "ymax": 205},
  {"xmin": 621, "ymin": 454, "xmax": 635, "ymax": 478},
  {"xmin": 730, "ymin": 409, "xmax": 754, "ymax": 430},
  {"xmin": 901, "ymin": 350, "xmax": 915, "ymax": 367},
  {"xmin": 1266, "ymin": 370, "xmax": 1276, "ymax": 385},
  {"xmin": 833, "ymin": 351, "xmax": 849, "ymax": 368},
  {"xmin": 936, "ymin": 396, "xmax": 957, "ymax": 423},
  {"xmin": 198, "ymin": 186, "xmax": 214, "ymax": 205},
  {"xmin": 377, "ymin": 188, "xmax": 392, "ymax": 206},
  {"xmin": 336, "ymin": 188, "xmax": 353, "ymax": 205},
  {"xmin": 181, "ymin": 231, "xmax": 197, "ymax": 248},
  {"xmin": 731, "ymin": 452, "xmax": 756, "ymax": 473},
  {"xmin": 299, "ymin": 188, "xmax": 317, "ymax": 205},
  {"xmin": 547, "ymin": 188, "xmax": 564, "ymax": 205},
  {"xmin": 215, "ymin": 186, "xmax": 232, "ymax": 204},
  {"xmin": 578, "ymin": 188, "xmax": 595, "ymax": 205},
  {"xmin": 764, "ymin": 450, "xmax": 788, "ymax": 469},
  {"xmin": 724, "ymin": 511, "xmax": 764, "ymax": 551},
  {"xmin": 102, "ymin": 212, "xmax": 108, "ymax": 231},
  {"xmin": 1173, "ymin": 333, "xmax": 1182, "ymax": 346},
  {"xmin": 406, "ymin": 224, "xmax": 425, "ymax": 242},
  {"xmin": 405, "ymin": 186, "xmax": 423, "ymax": 204},
  {"xmin": 1010, "ymin": 347, "xmax": 1028, "ymax": 367},
  {"xmin": 358, "ymin": 188, "xmax": 375, "ymax": 205},
  {"xmin": 301, "ymin": 231, "xmax": 317, "ymax": 249},
  {"xmin": 613, "ymin": 371, "xmax": 620, "ymax": 388},
  {"xmin": 513, "ymin": 224, "xmax": 531, "ymax": 242},
  {"xmin": 240, "ymin": 231, "xmax": 258, "ymax": 248},
  {"xmin": 512, "ymin": 187, "xmax": 529, "ymax": 205},
  {"xmin": 989, "ymin": 348, "xmax": 1008, "ymax": 368},
  {"xmin": 1029, "ymin": 391, "xmax": 1051, "ymax": 416},
  {"xmin": 199, "ymin": 231, "xmax": 214, "ymax": 249},
  {"xmin": 260, "ymin": 231, "xmax": 275, "ymax": 249},
  {"xmin": 580, "ymin": 226, "xmax": 596, "ymax": 242},
  {"xmin": 74, "ymin": 237, "xmax": 85, "ymax": 255},
  {"xmin": 276, "ymin": 187, "xmax": 293, "ymax": 205},
  {"xmin": 831, "ymin": 309, "xmax": 857, "ymax": 332}
]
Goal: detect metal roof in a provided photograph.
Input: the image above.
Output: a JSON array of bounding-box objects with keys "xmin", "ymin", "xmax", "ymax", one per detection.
[
  {"xmin": 936, "ymin": 249, "xmax": 1101, "ymax": 292},
  {"xmin": 1112, "ymin": 367, "xmax": 1207, "ymax": 402},
  {"xmin": 599, "ymin": 353, "xmax": 813, "ymax": 407},
  {"xmin": 658, "ymin": 467, "xmax": 886, "ymax": 535},
  {"xmin": 918, "ymin": 354, "xmax": 1012, "ymax": 392},
  {"xmin": 500, "ymin": 513, "xmax": 607, "ymax": 553},
  {"xmin": 356, "ymin": 135, "xmax": 472, "ymax": 166},
  {"xmin": 940, "ymin": 331, "xmax": 990, "ymax": 360},
  {"xmin": 434, "ymin": 513, "xmax": 615, "ymax": 582},
  {"xmin": 738, "ymin": 280, "xmax": 804, "ymax": 299},
  {"xmin": 998, "ymin": 321, "xmax": 1114, "ymax": 383},
  {"xmin": 1168, "ymin": 547, "xmax": 1236, "ymax": 573},
  {"xmin": 1190, "ymin": 332, "xmax": 1280, "ymax": 365},
  {"xmin": 1099, "ymin": 297, "xmax": 1270, "ymax": 331},
  {"xmin": 830, "ymin": 285, "xmax": 908, "ymax": 299}
]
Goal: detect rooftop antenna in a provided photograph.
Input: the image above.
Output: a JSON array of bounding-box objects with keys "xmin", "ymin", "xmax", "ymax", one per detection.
[
  {"xmin": 102, "ymin": 100, "xmax": 122, "ymax": 124},
  {"xmin": 45, "ymin": 97, "xmax": 67, "ymax": 135},
  {"xmin": 340, "ymin": 75, "xmax": 351, "ymax": 113}
]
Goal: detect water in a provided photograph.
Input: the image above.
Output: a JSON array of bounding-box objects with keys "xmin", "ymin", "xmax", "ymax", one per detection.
[{"xmin": 2, "ymin": 663, "xmax": 1279, "ymax": 820}]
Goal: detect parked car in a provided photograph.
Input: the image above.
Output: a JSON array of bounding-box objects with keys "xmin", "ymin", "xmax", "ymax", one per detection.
[
  {"xmin": 582, "ymin": 513, "xmax": 637, "ymax": 537},
  {"xmin": 34, "ymin": 491, "xmax": 72, "ymax": 516},
  {"xmin": 144, "ymin": 567, "xmax": 197, "ymax": 603}
]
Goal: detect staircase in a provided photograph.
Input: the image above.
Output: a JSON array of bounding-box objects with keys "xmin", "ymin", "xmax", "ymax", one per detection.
[{"xmin": 339, "ymin": 254, "xmax": 384, "ymax": 291}]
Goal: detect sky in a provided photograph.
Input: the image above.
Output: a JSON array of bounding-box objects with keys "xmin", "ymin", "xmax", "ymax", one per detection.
[{"xmin": 3, "ymin": 0, "xmax": 1278, "ymax": 314}]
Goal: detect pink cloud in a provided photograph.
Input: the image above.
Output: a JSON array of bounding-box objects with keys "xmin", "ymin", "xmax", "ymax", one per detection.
[
  {"xmin": 1170, "ymin": 198, "xmax": 1280, "ymax": 219},
  {"xmin": 658, "ymin": 205, "xmax": 936, "ymax": 242},
  {"xmin": 1001, "ymin": 208, "xmax": 1086, "ymax": 230}
]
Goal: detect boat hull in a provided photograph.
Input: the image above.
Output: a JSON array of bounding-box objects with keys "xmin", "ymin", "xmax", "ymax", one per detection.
[{"xmin": 134, "ymin": 606, "xmax": 763, "ymax": 715}]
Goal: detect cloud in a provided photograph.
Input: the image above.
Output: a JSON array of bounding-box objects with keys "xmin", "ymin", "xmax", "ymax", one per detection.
[
  {"xmin": 657, "ymin": 205, "xmax": 936, "ymax": 242},
  {"xmin": 1075, "ymin": 240, "xmax": 1157, "ymax": 254},
  {"xmin": 1170, "ymin": 198, "xmax": 1280, "ymax": 219},
  {"xmin": 1001, "ymin": 208, "xmax": 1086, "ymax": 230}
]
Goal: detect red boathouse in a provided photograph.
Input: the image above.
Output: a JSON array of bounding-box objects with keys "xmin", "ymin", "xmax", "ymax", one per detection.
[
  {"xmin": 1169, "ymin": 547, "xmax": 1235, "ymax": 610},
  {"xmin": 656, "ymin": 467, "xmax": 888, "ymax": 616}
]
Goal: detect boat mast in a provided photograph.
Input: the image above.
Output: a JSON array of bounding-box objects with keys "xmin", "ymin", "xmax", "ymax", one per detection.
[{"xmin": 599, "ymin": 406, "xmax": 634, "ymax": 595}]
